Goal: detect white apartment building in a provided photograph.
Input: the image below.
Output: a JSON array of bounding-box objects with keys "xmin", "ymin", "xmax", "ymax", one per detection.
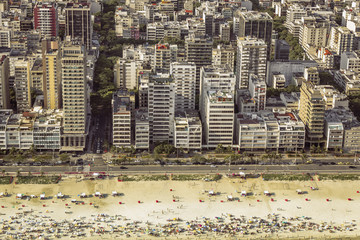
[
  {"xmin": 154, "ymin": 43, "xmax": 177, "ymax": 73},
  {"xmin": 199, "ymin": 66, "xmax": 235, "ymax": 115},
  {"xmin": 112, "ymin": 91, "xmax": 132, "ymax": 148},
  {"xmin": 286, "ymin": 4, "xmax": 307, "ymax": 28},
  {"xmin": 334, "ymin": 70, "xmax": 360, "ymax": 95},
  {"xmin": 114, "ymin": 58, "xmax": 137, "ymax": 89},
  {"xmin": 174, "ymin": 110, "xmax": 202, "ymax": 150},
  {"xmin": 14, "ymin": 59, "xmax": 31, "ymax": 113},
  {"xmin": 329, "ymin": 26, "xmax": 354, "ymax": 55},
  {"xmin": 340, "ymin": 51, "xmax": 360, "ymax": 73},
  {"xmin": 304, "ymin": 67, "xmax": 320, "ymax": 85},
  {"xmin": 202, "ymin": 90, "xmax": 234, "ymax": 148},
  {"xmin": 33, "ymin": 110, "xmax": 62, "ymax": 150},
  {"xmin": 299, "ymin": 17, "xmax": 328, "ymax": 52},
  {"xmin": 317, "ymin": 48, "xmax": 334, "ymax": 70},
  {"xmin": 235, "ymin": 110, "xmax": 305, "ymax": 152},
  {"xmin": 146, "ymin": 22, "xmax": 164, "ymax": 41},
  {"xmin": 170, "ymin": 62, "xmax": 196, "ymax": 111},
  {"xmin": 272, "ymin": 73, "xmax": 286, "ymax": 89},
  {"xmin": 249, "ymin": 74, "xmax": 266, "ymax": 112},
  {"xmin": 212, "ymin": 44, "xmax": 235, "ymax": 72},
  {"xmin": 236, "ymin": 37, "xmax": 267, "ymax": 90},
  {"xmin": 135, "ymin": 110, "xmax": 149, "ymax": 150},
  {"xmin": 148, "ymin": 74, "xmax": 175, "ymax": 144}
]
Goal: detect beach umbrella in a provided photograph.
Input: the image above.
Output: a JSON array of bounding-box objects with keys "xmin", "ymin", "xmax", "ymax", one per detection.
[
  {"xmin": 138, "ymin": 201, "xmax": 141, "ymax": 203},
  {"xmin": 348, "ymin": 198, "xmax": 352, "ymax": 201},
  {"xmin": 271, "ymin": 198, "xmax": 274, "ymax": 202},
  {"xmin": 170, "ymin": 189, "xmax": 173, "ymax": 191},
  {"xmin": 119, "ymin": 202, "xmax": 122, "ymax": 204},
  {"xmin": 173, "ymin": 199, "xmax": 176, "ymax": 202},
  {"xmin": 199, "ymin": 200, "xmax": 202, "ymax": 203},
  {"xmin": 285, "ymin": 199, "xmax": 289, "ymax": 202},
  {"xmin": 43, "ymin": 204, "xmax": 46, "ymax": 207},
  {"xmin": 156, "ymin": 200, "xmax": 159, "ymax": 203},
  {"xmin": 357, "ymin": 191, "xmax": 360, "ymax": 193},
  {"xmin": 221, "ymin": 200, "xmax": 224, "ymax": 203},
  {"xmin": 257, "ymin": 200, "xmax": 260, "ymax": 202},
  {"xmin": 305, "ymin": 198, "xmax": 309, "ymax": 201},
  {"xmin": 326, "ymin": 199, "xmax": 330, "ymax": 202}
]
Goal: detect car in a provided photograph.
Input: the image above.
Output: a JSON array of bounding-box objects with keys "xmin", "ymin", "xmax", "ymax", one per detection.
[
  {"xmin": 349, "ymin": 166, "xmax": 357, "ymax": 169},
  {"xmin": 239, "ymin": 167, "xmax": 246, "ymax": 170},
  {"xmin": 120, "ymin": 166, "xmax": 128, "ymax": 169},
  {"xmin": 210, "ymin": 165, "xmax": 217, "ymax": 168}
]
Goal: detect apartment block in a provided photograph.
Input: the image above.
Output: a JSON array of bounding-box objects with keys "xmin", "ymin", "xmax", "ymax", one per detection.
[
  {"xmin": 334, "ymin": 70, "xmax": 360, "ymax": 95},
  {"xmin": 199, "ymin": 66, "xmax": 235, "ymax": 115},
  {"xmin": 34, "ymin": 2, "xmax": 58, "ymax": 37},
  {"xmin": 61, "ymin": 43, "xmax": 87, "ymax": 151},
  {"xmin": 329, "ymin": 26, "xmax": 354, "ymax": 55},
  {"xmin": 174, "ymin": 110, "xmax": 202, "ymax": 150},
  {"xmin": 235, "ymin": 110, "xmax": 305, "ymax": 152},
  {"xmin": 272, "ymin": 73, "xmax": 286, "ymax": 89},
  {"xmin": 65, "ymin": 3, "xmax": 92, "ymax": 50},
  {"xmin": 148, "ymin": 74, "xmax": 175, "ymax": 144},
  {"xmin": 212, "ymin": 44, "xmax": 235, "ymax": 72},
  {"xmin": 112, "ymin": 90, "xmax": 133, "ymax": 148},
  {"xmin": 202, "ymin": 90, "xmax": 234, "ymax": 148},
  {"xmin": 114, "ymin": 58, "xmax": 137, "ymax": 89},
  {"xmin": 299, "ymin": 81, "xmax": 326, "ymax": 145},
  {"xmin": 135, "ymin": 110, "xmax": 149, "ymax": 150},
  {"xmin": 0, "ymin": 30, "xmax": 11, "ymax": 48},
  {"xmin": 170, "ymin": 62, "xmax": 196, "ymax": 111},
  {"xmin": 185, "ymin": 35, "xmax": 212, "ymax": 94},
  {"xmin": 236, "ymin": 37, "xmax": 267, "ymax": 89},
  {"xmin": 299, "ymin": 17, "xmax": 329, "ymax": 52},
  {"xmin": 340, "ymin": 51, "xmax": 360, "ymax": 73},
  {"xmin": 33, "ymin": 110, "xmax": 62, "ymax": 150},
  {"xmin": 304, "ymin": 67, "xmax": 320, "ymax": 85},
  {"xmin": 14, "ymin": 59, "xmax": 31, "ymax": 113},
  {"xmin": 0, "ymin": 56, "xmax": 10, "ymax": 109},
  {"xmin": 249, "ymin": 74, "xmax": 266, "ymax": 112}
]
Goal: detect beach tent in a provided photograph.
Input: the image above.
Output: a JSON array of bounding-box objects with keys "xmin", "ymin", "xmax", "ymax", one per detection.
[
  {"xmin": 80, "ymin": 193, "xmax": 87, "ymax": 198},
  {"xmin": 16, "ymin": 193, "xmax": 23, "ymax": 199},
  {"xmin": 112, "ymin": 191, "xmax": 118, "ymax": 196},
  {"xmin": 264, "ymin": 191, "xmax": 270, "ymax": 196},
  {"xmin": 208, "ymin": 190, "xmax": 215, "ymax": 196},
  {"xmin": 95, "ymin": 192, "xmax": 102, "ymax": 197},
  {"xmin": 71, "ymin": 199, "xmax": 77, "ymax": 203},
  {"xmin": 239, "ymin": 172, "xmax": 246, "ymax": 177},
  {"xmin": 227, "ymin": 195, "xmax": 233, "ymax": 201},
  {"xmin": 57, "ymin": 192, "xmax": 64, "ymax": 198},
  {"xmin": 296, "ymin": 189, "xmax": 303, "ymax": 194},
  {"xmin": 40, "ymin": 194, "xmax": 46, "ymax": 200}
]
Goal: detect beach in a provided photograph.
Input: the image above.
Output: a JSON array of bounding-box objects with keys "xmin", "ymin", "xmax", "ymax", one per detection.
[{"xmin": 0, "ymin": 175, "xmax": 359, "ymax": 239}]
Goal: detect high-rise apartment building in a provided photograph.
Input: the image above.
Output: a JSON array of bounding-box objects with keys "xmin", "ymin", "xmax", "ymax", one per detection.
[
  {"xmin": 185, "ymin": 35, "xmax": 212, "ymax": 95},
  {"xmin": 42, "ymin": 40, "xmax": 62, "ymax": 110},
  {"xmin": 114, "ymin": 58, "xmax": 137, "ymax": 89},
  {"xmin": 329, "ymin": 26, "xmax": 354, "ymax": 55},
  {"xmin": 14, "ymin": 59, "xmax": 31, "ymax": 112},
  {"xmin": 61, "ymin": 42, "xmax": 87, "ymax": 151},
  {"xmin": 0, "ymin": 56, "xmax": 10, "ymax": 109},
  {"xmin": 304, "ymin": 67, "xmax": 320, "ymax": 85},
  {"xmin": 202, "ymin": 90, "xmax": 234, "ymax": 148},
  {"xmin": 29, "ymin": 59, "xmax": 43, "ymax": 94},
  {"xmin": 154, "ymin": 43, "xmax": 172, "ymax": 73},
  {"xmin": 148, "ymin": 74, "xmax": 175, "ymax": 144},
  {"xmin": 236, "ymin": 37, "xmax": 267, "ymax": 90},
  {"xmin": 112, "ymin": 90, "xmax": 133, "ymax": 148},
  {"xmin": 65, "ymin": 3, "xmax": 92, "ymax": 50},
  {"xmin": 174, "ymin": 110, "xmax": 202, "ymax": 150},
  {"xmin": 170, "ymin": 62, "xmax": 196, "ymax": 111},
  {"xmin": 299, "ymin": 17, "xmax": 329, "ymax": 52},
  {"xmin": 199, "ymin": 66, "xmax": 235, "ymax": 115},
  {"xmin": 0, "ymin": 30, "xmax": 11, "ymax": 48},
  {"xmin": 236, "ymin": 11, "xmax": 273, "ymax": 56},
  {"xmin": 34, "ymin": 2, "xmax": 58, "ymax": 37},
  {"xmin": 249, "ymin": 74, "xmax": 267, "ymax": 111},
  {"xmin": 299, "ymin": 81, "xmax": 326, "ymax": 145},
  {"xmin": 212, "ymin": 44, "xmax": 235, "ymax": 71}
]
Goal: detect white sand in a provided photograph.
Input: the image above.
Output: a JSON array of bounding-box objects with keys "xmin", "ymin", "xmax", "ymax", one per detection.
[{"xmin": 0, "ymin": 176, "xmax": 360, "ymax": 239}]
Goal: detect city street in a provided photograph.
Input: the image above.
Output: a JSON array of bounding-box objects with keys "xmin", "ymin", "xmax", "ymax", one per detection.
[{"xmin": 0, "ymin": 164, "xmax": 359, "ymax": 175}]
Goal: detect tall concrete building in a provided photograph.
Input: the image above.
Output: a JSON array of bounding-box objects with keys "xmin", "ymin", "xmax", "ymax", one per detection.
[
  {"xmin": 148, "ymin": 74, "xmax": 175, "ymax": 144},
  {"xmin": 154, "ymin": 43, "xmax": 172, "ymax": 73},
  {"xmin": 61, "ymin": 42, "xmax": 87, "ymax": 151},
  {"xmin": 42, "ymin": 40, "xmax": 62, "ymax": 110},
  {"xmin": 249, "ymin": 74, "xmax": 267, "ymax": 111},
  {"xmin": 185, "ymin": 35, "xmax": 212, "ymax": 95},
  {"xmin": 0, "ymin": 56, "xmax": 10, "ymax": 109},
  {"xmin": 34, "ymin": 2, "xmax": 58, "ymax": 38},
  {"xmin": 202, "ymin": 90, "xmax": 234, "ymax": 148},
  {"xmin": 170, "ymin": 62, "xmax": 196, "ymax": 111},
  {"xmin": 114, "ymin": 58, "xmax": 137, "ymax": 89},
  {"xmin": 237, "ymin": 11, "xmax": 273, "ymax": 56},
  {"xmin": 65, "ymin": 3, "xmax": 92, "ymax": 50},
  {"xmin": 14, "ymin": 59, "xmax": 31, "ymax": 112},
  {"xmin": 274, "ymin": 39, "xmax": 290, "ymax": 60},
  {"xmin": 212, "ymin": 44, "xmax": 235, "ymax": 72},
  {"xmin": 112, "ymin": 90, "xmax": 133, "ymax": 148},
  {"xmin": 0, "ymin": 30, "xmax": 11, "ymax": 48},
  {"xmin": 299, "ymin": 17, "xmax": 329, "ymax": 52},
  {"xmin": 299, "ymin": 81, "xmax": 326, "ymax": 146},
  {"xmin": 236, "ymin": 37, "xmax": 267, "ymax": 90},
  {"xmin": 199, "ymin": 66, "xmax": 236, "ymax": 115},
  {"xmin": 304, "ymin": 67, "xmax": 320, "ymax": 85},
  {"xmin": 329, "ymin": 26, "xmax": 354, "ymax": 55}
]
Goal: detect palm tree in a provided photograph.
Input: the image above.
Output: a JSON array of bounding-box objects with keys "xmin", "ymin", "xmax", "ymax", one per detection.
[{"xmin": 301, "ymin": 153, "xmax": 308, "ymax": 164}]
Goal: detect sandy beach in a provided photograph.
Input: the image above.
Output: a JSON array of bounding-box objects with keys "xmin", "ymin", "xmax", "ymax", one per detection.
[{"xmin": 0, "ymin": 175, "xmax": 360, "ymax": 239}]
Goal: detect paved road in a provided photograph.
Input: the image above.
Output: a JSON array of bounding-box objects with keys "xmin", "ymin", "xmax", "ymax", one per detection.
[{"xmin": 1, "ymin": 164, "xmax": 359, "ymax": 175}]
